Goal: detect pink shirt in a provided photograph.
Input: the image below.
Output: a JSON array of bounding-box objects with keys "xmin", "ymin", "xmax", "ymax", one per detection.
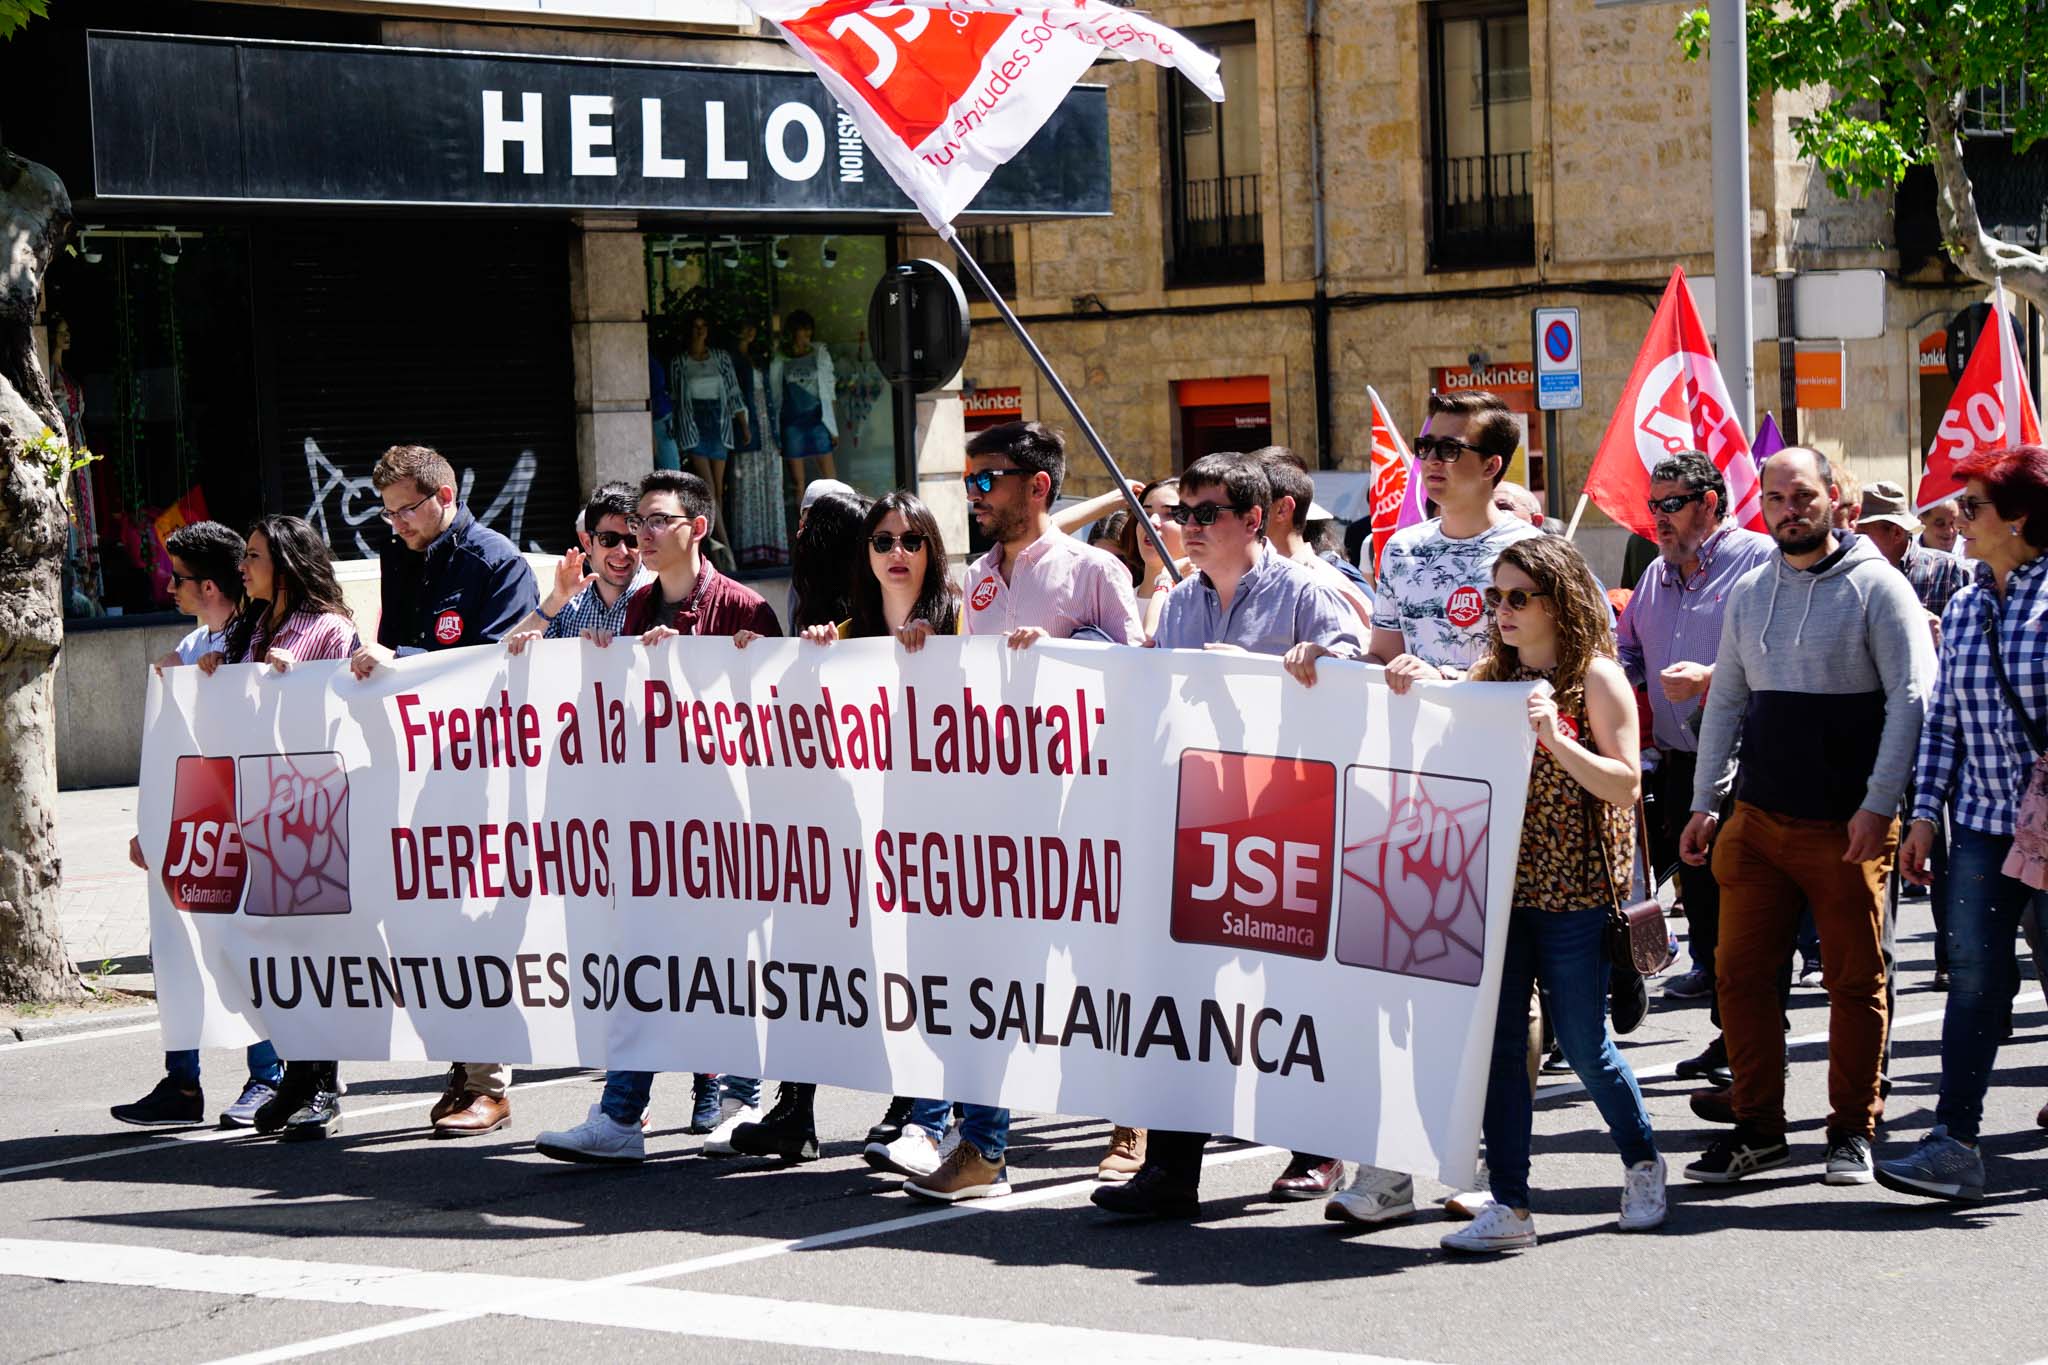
[
  {"xmin": 248, "ymin": 608, "xmax": 360, "ymax": 663},
  {"xmin": 963, "ymin": 527, "xmax": 1143, "ymax": 642}
]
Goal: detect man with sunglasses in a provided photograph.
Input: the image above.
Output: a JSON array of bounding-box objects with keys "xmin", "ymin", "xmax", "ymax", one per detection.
[
  {"xmin": 351, "ymin": 443, "xmax": 538, "ymax": 1137},
  {"xmin": 503, "ymin": 482, "xmax": 650, "ymax": 650}
]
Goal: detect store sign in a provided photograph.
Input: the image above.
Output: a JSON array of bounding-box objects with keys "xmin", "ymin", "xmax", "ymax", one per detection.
[
  {"xmin": 83, "ymin": 32, "xmax": 1109, "ymax": 218},
  {"xmin": 963, "ymin": 386, "xmax": 1023, "ymax": 429},
  {"xmin": 1793, "ymin": 346, "xmax": 1844, "ymax": 410},
  {"xmin": 1429, "ymin": 362, "xmax": 1542, "ymax": 486}
]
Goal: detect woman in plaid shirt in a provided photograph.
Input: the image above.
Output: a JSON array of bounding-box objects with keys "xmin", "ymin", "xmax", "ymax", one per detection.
[{"xmin": 1879, "ymin": 445, "xmax": 2048, "ymax": 1204}]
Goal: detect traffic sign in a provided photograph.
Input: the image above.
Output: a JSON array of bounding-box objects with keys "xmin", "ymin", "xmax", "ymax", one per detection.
[{"xmin": 1532, "ymin": 306, "xmax": 1582, "ymax": 411}]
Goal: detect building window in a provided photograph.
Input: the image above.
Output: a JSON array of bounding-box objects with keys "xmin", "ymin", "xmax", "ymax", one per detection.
[
  {"xmin": 1165, "ymin": 25, "xmax": 1263, "ymax": 288},
  {"xmin": 955, "ymin": 225, "xmax": 1017, "ymax": 302},
  {"xmin": 1428, "ymin": 2, "xmax": 1535, "ymax": 270}
]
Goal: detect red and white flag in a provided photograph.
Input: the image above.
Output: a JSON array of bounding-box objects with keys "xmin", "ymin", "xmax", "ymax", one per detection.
[
  {"xmin": 1582, "ymin": 266, "xmax": 1762, "ymax": 540},
  {"xmin": 748, "ymin": 0, "xmax": 1223, "ymax": 230},
  {"xmin": 1365, "ymin": 385, "xmax": 1413, "ymax": 575},
  {"xmin": 1917, "ymin": 288, "xmax": 2042, "ymax": 510}
]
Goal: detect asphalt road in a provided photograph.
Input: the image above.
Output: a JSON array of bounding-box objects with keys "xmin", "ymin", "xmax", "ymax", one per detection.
[{"xmin": 4, "ymin": 895, "xmax": 2046, "ymax": 1365}]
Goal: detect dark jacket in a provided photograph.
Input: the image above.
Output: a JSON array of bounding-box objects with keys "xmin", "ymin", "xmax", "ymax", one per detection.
[
  {"xmin": 377, "ymin": 509, "xmax": 537, "ymax": 655},
  {"xmin": 621, "ymin": 560, "xmax": 782, "ymax": 639}
]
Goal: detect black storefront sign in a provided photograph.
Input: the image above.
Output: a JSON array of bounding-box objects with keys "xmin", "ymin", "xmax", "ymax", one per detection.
[{"xmin": 84, "ymin": 31, "xmax": 1110, "ymax": 218}]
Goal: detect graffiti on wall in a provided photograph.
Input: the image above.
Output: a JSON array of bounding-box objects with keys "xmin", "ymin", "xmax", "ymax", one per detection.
[{"xmin": 302, "ymin": 438, "xmax": 545, "ymax": 560}]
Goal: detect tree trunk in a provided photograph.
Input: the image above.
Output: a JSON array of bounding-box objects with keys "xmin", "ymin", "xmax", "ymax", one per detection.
[
  {"xmin": 1925, "ymin": 89, "xmax": 2048, "ymax": 320},
  {"xmin": 0, "ymin": 145, "xmax": 78, "ymax": 1004}
]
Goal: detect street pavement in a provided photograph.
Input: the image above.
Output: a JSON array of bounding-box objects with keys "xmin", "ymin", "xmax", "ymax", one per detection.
[{"xmin": 4, "ymin": 789, "xmax": 2047, "ymax": 1363}]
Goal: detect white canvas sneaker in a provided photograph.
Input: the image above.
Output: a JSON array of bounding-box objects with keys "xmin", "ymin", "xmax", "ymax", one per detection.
[
  {"xmin": 1322, "ymin": 1164, "xmax": 1417, "ymax": 1225},
  {"xmin": 535, "ymin": 1105, "xmax": 646, "ymax": 1165},
  {"xmin": 1619, "ymin": 1155, "xmax": 1668, "ymax": 1231},
  {"xmin": 1440, "ymin": 1202, "xmax": 1537, "ymax": 1254},
  {"xmin": 865, "ymin": 1126, "xmax": 944, "ymax": 1177}
]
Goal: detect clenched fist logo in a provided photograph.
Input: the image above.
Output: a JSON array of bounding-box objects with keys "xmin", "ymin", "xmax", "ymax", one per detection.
[
  {"xmin": 237, "ymin": 753, "xmax": 353, "ymax": 917},
  {"xmin": 1334, "ymin": 767, "xmax": 1491, "ymax": 986}
]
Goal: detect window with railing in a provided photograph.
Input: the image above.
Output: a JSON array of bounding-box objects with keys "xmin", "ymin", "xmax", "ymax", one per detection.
[
  {"xmin": 1428, "ymin": 1, "xmax": 1535, "ymax": 270},
  {"xmin": 955, "ymin": 224, "xmax": 1016, "ymax": 302},
  {"xmin": 1964, "ymin": 75, "xmax": 2034, "ymax": 135},
  {"xmin": 1165, "ymin": 26, "xmax": 1263, "ymax": 288}
]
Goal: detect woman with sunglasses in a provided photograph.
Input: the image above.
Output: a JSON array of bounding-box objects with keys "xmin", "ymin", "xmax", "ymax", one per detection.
[
  {"xmin": 1879, "ymin": 446, "xmax": 2048, "ymax": 1204},
  {"xmin": 1443, "ymin": 534, "xmax": 1664, "ymax": 1253},
  {"xmin": 727, "ymin": 492, "xmax": 959, "ymax": 1161},
  {"xmin": 198, "ymin": 515, "xmax": 361, "ymax": 1141}
]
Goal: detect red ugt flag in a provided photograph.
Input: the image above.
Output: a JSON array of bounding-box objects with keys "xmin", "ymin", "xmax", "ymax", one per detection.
[
  {"xmin": 1365, "ymin": 385, "xmax": 1413, "ymax": 575},
  {"xmin": 1917, "ymin": 289, "xmax": 2042, "ymax": 510},
  {"xmin": 1582, "ymin": 266, "xmax": 1762, "ymax": 540},
  {"xmin": 750, "ymin": 0, "xmax": 1224, "ymax": 231}
]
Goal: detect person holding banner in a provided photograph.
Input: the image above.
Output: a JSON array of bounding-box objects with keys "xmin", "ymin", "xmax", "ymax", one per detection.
[
  {"xmin": 533, "ymin": 470, "xmax": 783, "ymax": 1167},
  {"xmin": 1087, "ymin": 452, "xmax": 1363, "ymax": 1219},
  {"xmin": 502, "ymin": 483, "xmax": 650, "ymax": 651},
  {"xmin": 1442, "ymin": 536, "xmax": 1666, "ymax": 1252}
]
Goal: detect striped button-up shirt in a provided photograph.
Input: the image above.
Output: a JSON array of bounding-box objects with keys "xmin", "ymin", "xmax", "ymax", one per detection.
[
  {"xmin": 1912, "ymin": 555, "xmax": 2048, "ymax": 835},
  {"xmin": 544, "ymin": 571, "xmax": 650, "ymax": 639},
  {"xmin": 1900, "ymin": 543, "xmax": 1968, "ymax": 617}
]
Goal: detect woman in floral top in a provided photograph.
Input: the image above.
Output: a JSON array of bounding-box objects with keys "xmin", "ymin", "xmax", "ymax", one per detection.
[{"xmin": 1445, "ymin": 534, "xmax": 1663, "ymax": 1253}]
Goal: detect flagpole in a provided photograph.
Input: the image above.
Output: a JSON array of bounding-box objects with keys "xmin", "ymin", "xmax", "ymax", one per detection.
[{"xmin": 942, "ymin": 226, "xmax": 1183, "ymax": 583}]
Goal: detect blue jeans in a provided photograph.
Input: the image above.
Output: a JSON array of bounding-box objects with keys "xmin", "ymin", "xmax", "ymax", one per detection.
[
  {"xmin": 1936, "ymin": 825, "xmax": 2048, "ymax": 1141},
  {"xmin": 165, "ymin": 1041, "xmax": 283, "ymax": 1088},
  {"xmin": 600, "ymin": 1070, "xmax": 760, "ymax": 1122},
  {"xmin": 1485, "ymin": 905, "xmax": 1657, "ymax": 1209},
  {"xmin": 907, "ymin": 1098, "xmax": 1009, "ymax": 1162}
]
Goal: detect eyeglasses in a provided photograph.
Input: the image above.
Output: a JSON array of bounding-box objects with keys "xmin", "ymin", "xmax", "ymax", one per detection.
[
  {"xmin": 1413, "ymin": 436, "xmax": 1484, "ymax": 464},
  {"xmin": 1955, "ymin": 496, "xmax": 1992, "ymax": 522},
  {"xmin": 168, "ymin": 571, "xmax": 200, "ymax": 588},
  {"xmin": 626, "ymin": 512, "xmax": 689, "ymax": 535},
  {"xmin": 1483, "ymin": 586, "xmax": 1550, "ymax": 612},
  {"xmin": 1646, "ymin": 490, "xmax": 1709, "ymax": 515},
  {"xmin": 1164, "ymin": 502, "xmax": 1247, "ymax": 527},
  {"xmin": 961, "ymin": 469, "xmax": 1030, "ymax": 495},
  {"xmin": 869, "ymin": 532, "xmax": 929, "ymax": 554},
  {"xmin": 592, "ymin": 530, "xmax": 639, "ymax": 549},
  {"xmin": 378, "ymin": 489, "xmax": 438, "ymax": 524}
]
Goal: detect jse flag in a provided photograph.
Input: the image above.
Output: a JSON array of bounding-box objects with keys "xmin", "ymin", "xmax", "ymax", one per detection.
[{"xmin": 749, "ymin": 0, "xmax": 1224, "ymax": 229}]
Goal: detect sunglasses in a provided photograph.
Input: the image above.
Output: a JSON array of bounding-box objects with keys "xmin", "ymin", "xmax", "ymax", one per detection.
[
  {"xmin": 168, "ymin": 571, "xmax": 200, "ymax": 588},
  {"xmin": 1413, "ymin": 436, "xmax": 1485, "ymax": 464},
  {"xmin": 592, "ymin": 530, "xmax": 639, "ymax": 549},
  {"xmin": 961, "ymin": 468, "xmax": 1030, "ymax": 495},
  {"xmin": 1483, "ymin": 586, "xmax": 1550, "ymax": 612},
  {"xmin": 869, "ymin": 532, "xmax": 929, "ymax": 554},
  {"xmin": 1646, "ymin": 490, "xmax": 1708, "ymax": 515},
  {"xmin": 1164, "ymin": 502, "xmax": 1247, "ymax": 527},
  {"xmin": 1955, "ymin": 496, "xmax": 1992, "ymax": 522}
]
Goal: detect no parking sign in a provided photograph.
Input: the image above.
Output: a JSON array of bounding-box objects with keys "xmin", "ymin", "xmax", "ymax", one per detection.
[{"xmin": 1533, "ymin": 307, "xmax": 1582, "ymax": 411}]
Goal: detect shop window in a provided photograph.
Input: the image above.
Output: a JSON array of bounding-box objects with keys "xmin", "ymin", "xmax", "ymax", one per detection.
[
  {"xmin": 645, "ymin": 232, "xmax": 898, "ymax": 574},
  {"xmin": 1165, "ymin": 25, "xmax": 1264, "ymax": 288},
  {"xmin": 1427, "ymin": 2, "xmax": 1535, "ymax": 271},
  {"xmin": 955, "ymin": 225, "xmax": 1017, "ymax": 303},
  {"xmin": 41, "ymin": 227, "xmax": 259, "ymax": 622}
]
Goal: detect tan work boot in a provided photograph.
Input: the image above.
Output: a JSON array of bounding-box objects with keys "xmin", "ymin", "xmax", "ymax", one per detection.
[
  {"xmin": 1097, "ymin": 1126, "xmax": 1147, "ymax": 1182},
  {"xmin": 903, "ymin": 1139, "xmax": 1009, "ymax": 1202}
]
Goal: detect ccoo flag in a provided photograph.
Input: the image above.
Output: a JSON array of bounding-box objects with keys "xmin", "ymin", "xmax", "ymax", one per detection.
[
  {"xmin": 1366, "ymin": 386, "xmax": 1414, "ymax": 575},
  {"xmin": 1581, "ymin": 266, "xmax": 1762, "ymax": 540},
  {"xmin": 747, "ymin": 0, "xmax": 1224, "ymax": 231},
  {"xmin": 1917, "ymin": 287, "xmax": 2042, "ymax": 510}
]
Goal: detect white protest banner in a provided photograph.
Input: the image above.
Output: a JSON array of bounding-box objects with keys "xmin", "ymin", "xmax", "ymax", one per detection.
[
  {"xmin": 745, "ymin": 0, "xmax": 1224, "ymax": 229},
  {"xmin": 142, "ymin": 638, "xmax": 1535, "ymax": 1184}
]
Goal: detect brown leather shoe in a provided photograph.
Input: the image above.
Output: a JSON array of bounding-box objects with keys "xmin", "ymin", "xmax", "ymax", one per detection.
[
  {"xmin": 428, "ymin": 1065, "xmax": 467, "ymax": 1125},
  {"xmin": 1690, "ymin": 1087, "xmax": 1736, "ymax": 1125},
  {"xmin": 433, "ymin": 1092, "xmax": 510, "ymax": 1138}
]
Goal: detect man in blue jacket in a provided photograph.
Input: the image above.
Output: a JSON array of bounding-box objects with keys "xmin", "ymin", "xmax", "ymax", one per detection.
[{"xmin": 351, "ymin": 443, "xmax": 538, "ymax": 1138}]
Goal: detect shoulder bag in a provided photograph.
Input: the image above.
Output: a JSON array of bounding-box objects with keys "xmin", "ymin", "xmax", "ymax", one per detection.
[
  {"xmin": 1981, "ymin": 604, "xmax": 2048, "ymax": 891},
  {"xmin": 1584, "ymin": 790, "xmax": 1673, "ymax": 978}
]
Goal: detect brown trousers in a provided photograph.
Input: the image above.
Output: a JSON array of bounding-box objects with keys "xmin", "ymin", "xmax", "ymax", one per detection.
[{"xmin": 1712, "ymin": 801, "xmax": 1894, "ymax": 1140}]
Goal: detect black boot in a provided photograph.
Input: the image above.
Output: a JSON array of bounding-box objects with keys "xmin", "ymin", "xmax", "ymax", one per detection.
[
  {"xmin": 866, "ymin": 1096, "xmax": 913, "ymax": 1146},
  {"xmin": 255, "ymin": 1061, "xmax": 320, "ymax": 1135},
  {"xmin": 280, "ymin": 1062, "xmax": 342, "ymax": 1142},
  {"xmin": 729, "ymin": 1082, "xmax": 819, "ymax": 1161},
  {"xmin": 1674, "ymin": 1035, "xmax": 1732, "ymax": 1088}
]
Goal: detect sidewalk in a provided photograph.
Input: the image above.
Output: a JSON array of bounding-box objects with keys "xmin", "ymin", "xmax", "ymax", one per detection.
[{"xmin": 56, "ymin": 784, "xmax": 153, "ymax": 982}]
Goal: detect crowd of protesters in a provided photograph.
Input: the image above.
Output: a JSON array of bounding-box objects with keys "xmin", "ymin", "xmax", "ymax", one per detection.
[{"xmin": 113, "ymin": 394, "xmax": 2048, "ymax": 1251}]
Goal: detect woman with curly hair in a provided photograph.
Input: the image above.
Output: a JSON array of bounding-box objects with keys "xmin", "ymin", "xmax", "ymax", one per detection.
[{"xmin": 1443, "ymin": 533, "xmax": 1664, "ymax": 1253}]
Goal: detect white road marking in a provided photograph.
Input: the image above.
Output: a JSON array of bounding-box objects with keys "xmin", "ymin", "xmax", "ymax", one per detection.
[
  {"xmin": 0, "ymin": 1228, "xmax": 1431, "ymax": 1365},
  {"xmin": 0, "ymin": 1022, "xmax": 162, "ymax": 1051}
]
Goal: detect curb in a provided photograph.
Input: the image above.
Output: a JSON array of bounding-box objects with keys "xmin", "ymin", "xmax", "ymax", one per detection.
[{"xmin": 1, "ymin": 1004, "xmax": 160, "ymax": 1045}]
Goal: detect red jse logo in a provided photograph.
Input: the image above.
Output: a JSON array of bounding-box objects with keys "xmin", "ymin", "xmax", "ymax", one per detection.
[
  {"xmin": 163, "ymin": 756, "xmax": 246, "ymax": 913},
  {"xmin": 1169, "ymin": 750, "xmax": 1335, "ymax": 960},
  {"xmin": 1445, "ymin": 586, "xmax": 1485, "ymax": 629}
]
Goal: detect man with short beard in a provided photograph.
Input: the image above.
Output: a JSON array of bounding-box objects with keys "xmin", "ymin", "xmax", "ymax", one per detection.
[{"xmin": 1678, "ymin": 447, "xmax": 1932, "ymax": 1188}]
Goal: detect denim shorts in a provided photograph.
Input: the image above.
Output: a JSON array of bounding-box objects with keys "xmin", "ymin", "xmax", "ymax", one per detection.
[
  {"xmin": 689, "ymin": 399, "xmax": 728, "ymax": 463},
  {"xmin": 782, "ymin": 422, "xmax": 834, "ymax": 459}
]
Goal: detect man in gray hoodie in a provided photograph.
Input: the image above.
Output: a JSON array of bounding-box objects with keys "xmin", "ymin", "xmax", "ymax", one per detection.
[{"xmin": 1676, "ymin": 447, "xmax": 1933, "ymax": 1188}]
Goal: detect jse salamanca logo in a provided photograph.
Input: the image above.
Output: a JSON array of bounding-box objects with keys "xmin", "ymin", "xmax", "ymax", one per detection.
[
  {"xmin": 1169, "ymin": 749, "xmax": 1336, "ymax": 960},
  {"xmin": 163, "ymin": 752, "xmax": 353, "ymax": 916}
]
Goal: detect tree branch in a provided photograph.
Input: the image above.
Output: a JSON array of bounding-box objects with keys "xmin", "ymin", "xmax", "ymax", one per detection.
[{"xmin": 1924, "ymin": 88, "xmax": 2048, "ymax": 317}]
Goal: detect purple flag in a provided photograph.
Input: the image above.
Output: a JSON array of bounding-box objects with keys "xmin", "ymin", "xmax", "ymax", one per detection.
[
  {"xmin": 1751, "ymin": 413, "xmax": 1785, "ymax": 464},
  {"xmin": 1393, "ymin": 413, "xmax": 1432, "ymax": 534}
]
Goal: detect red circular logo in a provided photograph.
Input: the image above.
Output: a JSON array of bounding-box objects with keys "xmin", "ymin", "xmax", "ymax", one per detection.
[
  {"xmin": 433, "ymin": 609, "xmax": 464, "ymax": 645},
  {"xmin": 1556, "ymin": 714, "xmax": 1580, "ymax": 741},
  {"xmin": 1445, "ymin": 586, "xmax": 1485, "ymax": 629},
  {"xmin": 970, "ymin": 577, "xmax": 1000, "ymax": 611}
]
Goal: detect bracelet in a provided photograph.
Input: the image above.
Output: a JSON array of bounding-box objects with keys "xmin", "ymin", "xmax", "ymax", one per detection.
[{"xmin": 536, "ymin": 601, "xmax": 561, "ymax": 622}]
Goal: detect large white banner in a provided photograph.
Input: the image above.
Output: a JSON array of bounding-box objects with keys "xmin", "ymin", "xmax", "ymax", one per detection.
[{"xmin": 141, "ymin": 639, "xmax": 1535, "ymax": 1184}]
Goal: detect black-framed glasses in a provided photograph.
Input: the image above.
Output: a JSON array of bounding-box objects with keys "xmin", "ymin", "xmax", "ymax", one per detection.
[
  {"xmin": 961, "ymin": 468, "xmax": 1030, "ymax": 495},
  {"xmin": 592, "ymin": 530, "xmax": 639, "ymax": 549},
  {"xmin": 1414, "ymin": 436, "xmax": 1483, "ymax": 464},
  {"xmin": 1955, "ymin": 496, "xmax": 1992, "ymax": 523},
  {"xmin": 626, "ymin": 512, "xmax": 688, "ymax": 535},
  {"xmin": 1164, "ymin": 502, "xmax": 1247, "ymax": 527},
  {"xmin": 378, "ymin": 489, "xmax": 437, "ymax": 524},
  {"xmin": 1483, "ymin": 586, "xmax": 1550, "ymax": 612},
  {"xmin": 168, "ymin": 570, "xmax": 200, "ymax": 588},
  {"xmin": 869, "ymin": 532, "xmax": 929, "ymax": 554},
  {"xmin": 1646, "ymin": 490, "xmax": 1708, "ymax": 516}
]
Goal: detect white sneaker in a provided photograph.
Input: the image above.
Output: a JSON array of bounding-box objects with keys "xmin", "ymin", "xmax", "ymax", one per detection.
[
  {"xmin": 865, "ymin": 1126, "xmax": 944, "ymax": 1177},
  {"xmin": 1322, "ymin": 1164, "xmax": 1417, "ymax": 1225},
  {"xmin": 1619, "ymin": 1155, "xmax": 1667, "ymax": 1231},
  {"xmin": 701, "ymin": 1102, "xmax": 764, "ymax": 1157},
  {"xmin": 535, "ymin": 1105, "xmax": 645, "ymax": 1165},
  {"xmin": 1443, "ymin": 1157, "xmax": 1492, "ymax": 1220},
  {"xmin": 1441, "ymin": 1201, "xmax": 1537, "ymax": 1253}
]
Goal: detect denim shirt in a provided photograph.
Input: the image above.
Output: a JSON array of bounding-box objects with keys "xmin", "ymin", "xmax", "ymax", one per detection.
[{"xmin": 1153, "ymin": 544, "xmax": 1364, "ymax": 658}]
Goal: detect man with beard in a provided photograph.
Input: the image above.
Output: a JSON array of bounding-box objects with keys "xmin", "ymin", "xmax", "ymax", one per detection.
[{"xmin": 1678, "ymin": 447, "xmax": 1932, "ymax": 1188}]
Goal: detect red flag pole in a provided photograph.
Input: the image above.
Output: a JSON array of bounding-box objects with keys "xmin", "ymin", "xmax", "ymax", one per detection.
[{"xmin": 943, "ymin": 226, "xmax": 1183, "ymax": 583}]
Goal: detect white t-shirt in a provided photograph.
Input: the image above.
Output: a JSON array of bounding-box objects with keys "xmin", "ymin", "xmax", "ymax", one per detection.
[
  {"xmin": 174, "ymin": 623, "xmax": 227, "ymax": 665},
  {"xmin": 1368, "ymin": 517, "xmax": 1545, "ymax": 670}
]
